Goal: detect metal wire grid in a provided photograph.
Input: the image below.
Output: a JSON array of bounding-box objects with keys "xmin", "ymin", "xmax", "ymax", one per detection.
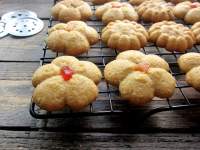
[{"xmin": 30, "ymin": 0, "xmax": 200, "ymax": 119}]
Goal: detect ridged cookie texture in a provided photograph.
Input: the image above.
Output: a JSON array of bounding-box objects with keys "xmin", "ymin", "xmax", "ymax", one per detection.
[
  {"xmin": 95, "ymin": 1, "xmax": 138, "ymax": 24},
  {"xmin": 32, "ymin": 56, "xmax": 102, "ymax": 111},
  {"xmin": 104, "ymin": 50, "xmax": 175, "ymax": 106},
  {"xmin": 102, "ymin": 20, "xmax": 148, "ymax": 51},
  {"xmin": 178, "ymin": 53, "xmax": 200, "ymax": 92},
  {"xmin": 149, "ymin": 21, "xmax": 196, "ymax": 52},
  {"xmin": 173, "ymin": 1, "xmax": 200, "ymax": 24},
  {"xmin": 51, "ymin": 0, "xmax": 92, "ymax": 22},
  {"xmin": 191, "ymin": 22, "xmax": 200, "ymax": 44},
  {"xmin": 136, "ymin": 0, "xmax": 175, "ymax": 23},
  {"xmin": 47, "ymin": 21, "xmax": 99, "ymax": 56}
]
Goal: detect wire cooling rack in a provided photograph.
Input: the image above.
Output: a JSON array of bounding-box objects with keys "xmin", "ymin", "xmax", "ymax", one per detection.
[{"xmin": 30, "ymin": 0, "xmax": 200, "ymax": 119}]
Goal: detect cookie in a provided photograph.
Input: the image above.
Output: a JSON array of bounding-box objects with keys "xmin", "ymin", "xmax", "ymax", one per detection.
[
  {"xmin": 149, "ymin": 21, "xmax": 196, "ymax": 52},
  {"xmin": 104, "ymin": 53, "xmax": 175, "ymax": 105},
  {"xmin": 177, "ymin": 53, "xmax": 200, "ymax": 92},
  {"xmin": 102, "ymin": 20, "xmax": 148, "ymax": 51},
  {"xmin": 147, "ymin": 68, "xmax": 176, "ymax": 98},
  {"xmin": 191, "ymin": 21, "xmax": 200, "ymax": 44},
  {"xmin": 91, "ymin": 0, "xmax": 118, "ymax": 5},
  {"xmin": 141, "ymin": 54, "xmax": 170, "ymax": 71},
  {"xmin": 47, "ymin": 21, "xmax": 99, "ymax": 56},
  {"xmin": 129, "ymin": 0, "xmax": 147, "ymax": 5},
  {"xmin": 116, "ymin": 50, "xmax": 169, "ymax": 71},
  {"xmin": 136, "ymin": 0, "xmax": 175, "ymax": 22},
  {"xmin": 51, "ymin": 0, "xmax": 92, "ymax": 22},
  {"xmin": 178, "ymin": 52, "xmax": 200, "ymax": 73},
  {"xmin": 116, "ymin": 50, "xmax": 145, "ymax": 64},
  {"xmin": 95, "ymin": 2, "xmax": 138, "ymax": 24},
  {"xmin": 186, "ymin": 66, "xmax": 200, "ymax": 91},
  {"xmin": 32, "ymin": 56, "xmax": 102, "ymax": 111},
  {"xmin": 173, "ymin": 1, "xmax": 200, "ymax": 24},
  {"xmin": 104, "ymin": 59, "xmax": 135, "ymax": 86},
  {"xmin": 119, "ymin": 71, "xmax": 155, "ymax": 105}
]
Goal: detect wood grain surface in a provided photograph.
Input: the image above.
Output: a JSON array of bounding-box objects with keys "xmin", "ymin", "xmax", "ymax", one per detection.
[{"xmin": 0, "ymin": 131, "xmax": 200, "ymax": 149}]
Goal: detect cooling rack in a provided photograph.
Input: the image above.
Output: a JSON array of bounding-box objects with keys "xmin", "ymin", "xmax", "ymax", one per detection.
[{"xmin": 30, "ymin": 0, "xmax": 200, "ymax": 119}]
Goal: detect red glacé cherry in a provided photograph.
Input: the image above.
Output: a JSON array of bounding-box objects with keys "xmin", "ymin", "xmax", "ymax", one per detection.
[
  {"xmin": 60, "ymin": 66, "xmax": 74, "ymax": 81},
  {"xmin": 134, "ymin": 63, "xmax": 150, "ymax": 73}
]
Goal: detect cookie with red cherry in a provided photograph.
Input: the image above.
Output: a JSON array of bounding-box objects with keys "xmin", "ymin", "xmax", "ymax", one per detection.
[
  {"xmin": 173, "ymin": 1, "xmax": 200, "ymax": 24},
  {"xmin": 104, "ymin": 50, "xmax": 175, "ymax": 106},
  {"xmin": 32, "ymin": 56, "xmax": 102, "ymax": 111}
]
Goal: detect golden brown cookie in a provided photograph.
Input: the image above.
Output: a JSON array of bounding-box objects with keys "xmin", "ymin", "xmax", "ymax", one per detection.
[
  {"xmin": 173, "ymin": 1, "xmax": 200, "ymax": 24},
  {"xmin": 136, "ymin": 0, "xmax": 175, "ymax": 23},
  {"xmin": 141, "ymin": 54, "xmax": 170, "ymax": 71},
  {"xmin": 47, "ymin": 21, "xmax": 99, "ymax": 56},
  {"xmin": 91, "ymin": 0, "xmax": 118, "ymax": 5},
  {"xmin": 104, "ymin": 53, "xmax": 175, "ymax": 105},
  {"xmin": 147, "ymin": 68, "xmax": 176, "ymax": 98},
  {"xmin": 51, "ymin": 0, "xmax": 92, "ymax": 22},
  {"xmin": 95, "ymin": 2, "xmax": 138, "ymax": 24},
  {"xmin": 79, "ymin": 61, "xmax": 102, "ymax": 84},
  {"xmin": 129, "ymin": 0, "xmax": 147, "ymax": 5},
  {"xmin": 116, "ymin": 50, "xmax": 145, "ymax": 64},
  {"xmin": 186, "ymin": 66, "xmax": 200, "ymax": 92},
  {"xmin": 119, "ymin": 71, "xmax": 155, "ymax": 105},
  {"xmin": 191, "ymin": 21, "xmax": 200, "ymax": 44},
  {"xmin": 177, "ymin": 53, "xmax": 200, "ymax": 92},
  {"xmin": 104, "ymin": 59, "xmax": 135, "ymax": 86},
  {"xmin": 116, "ymin": 50, "xmax": 169, "ymax": 71},
  {"xmin": 32, "ymin": 56, "xmax": 102, "ymax": 111},
  {"xmin": 102, "ymin": 20, "xmax": 148, "ymax": 51},
  {"xmin": 178, "ymin": 52, "xmax": 200, "ymax": 73},
  {"xmin": 149, "ymin": 21, "xmax": 196, "ymax": 52}
]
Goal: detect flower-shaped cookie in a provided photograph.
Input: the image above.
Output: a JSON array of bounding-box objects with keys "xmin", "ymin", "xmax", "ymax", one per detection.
[
  {"xmin": 91, "ymin": 0, "xmax": 118, "ymax": 5},
  {"xmin": 104, "ymin": 50, "xmax": 175, "ymax": 105},
  {"xmin": 102, "ymin": 20, "xmax": 148, "ymax": 51},
  {"xmin": 192, "ymin": 21, "xmax": 200, "ymax": 44},
  {"xmin": 136, "ymin": 0, "xmax": 175, "ymax": 22},
  {"xmin": 51, "ymin": 0, "xmax": 92, "ymax": 22},
  {"xmin": 149, "ymin": 21, "xmax": 196, "ymax": 52},
  {"xmin": 95, "ymin": 2, "xmax": 138, "ymax": 24},
  {"xmin": 178, "ymin": 53, "xmax": 200, "ymax": 92},
  {"xmin": 32, "ymin": 56, "xmax": 102, "ymax": 111},
  {"xmin": 173, "ymin": 1, "xmax": 200, "ymax": 24},
  {"xmin": 47, "ymin": 21, "xmax": 99, "ymax": 56}
]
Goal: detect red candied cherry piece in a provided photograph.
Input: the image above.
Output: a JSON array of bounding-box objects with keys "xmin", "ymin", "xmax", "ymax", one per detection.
[
  {"xmin": 60, "ymin": 66, "xmax": 74, "ymax": 81},
  {"xmin": 111, "ymin": 2, "xmax": 122, "ymax": 8},
  {"xmin": 190, "ymin": 2, "xmax": 200, "ymax": 8},
  {"xmin": 134, "ymin": 63, "xmax": 150, "ymax": 73}
]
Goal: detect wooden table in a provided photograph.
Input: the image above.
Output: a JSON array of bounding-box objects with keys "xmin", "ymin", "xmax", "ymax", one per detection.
[{"xmin": 1, "ymin": 0, "xmax": 200, "ymax": 149}]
